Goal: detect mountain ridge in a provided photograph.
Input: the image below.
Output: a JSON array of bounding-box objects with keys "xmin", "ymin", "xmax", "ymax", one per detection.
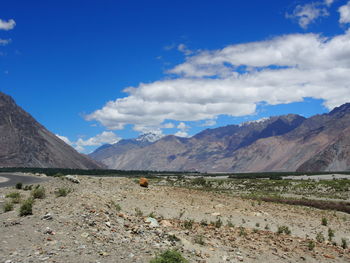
[{"xmin": 0, "ymin": 92, "xmax": 102, "ymax": 169}]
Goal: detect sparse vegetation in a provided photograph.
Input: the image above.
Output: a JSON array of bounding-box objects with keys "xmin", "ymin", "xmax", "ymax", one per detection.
[
  {"xmin": 111, "ymin": 201, "xmax": 121, "ymax": 211},
  {"xmin": 194, "ymin": 235, "xmax": 205, "ymax": 245},
  {"xmin": 19, "ymin": 198, "xmax": 34, "ymax": 216},
  {"xmin": 135, "ymin": 207, "xmax": 143, "ymax": 217},
  {"xmin": 316, "ymin": 232, "xmax": 325, "ymax": 243},
  {"xmin": 239, "ymin": 226, "xmax": 247, "ymax": 236},
  {"xmin": 150, "ymin": 249, "xmax": 188, "ymax": 263},
  {"xmin": 5, "ymin": 192, "xmax": 21, "ymax": 203},
  {"xmin": 183, "ymin": 219, "xmax": 194, "ymax": 230},
  {"xmin": 341, "ymin": 238, "xmax": 348, "ymax": 249},
  {"xmin": 308, "ymin": 240, "xmax": 316, "ymax": 250},
  {"xmin": 212, "ymin": 218, "xmax": 223, "ymax": 228},
  {"xmin": 55, "ymin": 187, "xmax": 70, "ymax": 197},
  {"xmin": 277, "ymin": 225, "xmax": 291, "ymax": 235},
  {"xmin": 328, "ymin": 228, "xmax": 335, "ymax": 241},
  {"xmin": 167, "ymin": 234, "xmax": 180, "ymax": 243},
  {"xmin": 148, "ymin": 211, "xmax": 156, "ymax": 218},
  {"xmin": 31, "ymin": 186, "xmax": 45, "ymax": 199},
  {"xmin": 3, "ymin": 201, "xmax": 14, "ymax": 212},
  {"xmin": 227, "ymin": 220, "xmax": 235, "ymax": 227},
  {"xmin": 321, "ymin": 217, "xmax": 328, "ymax": 226}
]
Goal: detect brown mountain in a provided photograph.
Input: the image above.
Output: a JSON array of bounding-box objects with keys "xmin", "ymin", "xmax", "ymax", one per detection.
[{"xmin": 0, "ymin": 92, "xmax": 102, "ymax": 169}]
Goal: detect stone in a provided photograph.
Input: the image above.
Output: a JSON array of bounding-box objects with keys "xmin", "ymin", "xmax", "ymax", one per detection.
[
  {"xmin": 160, "ymin": 220, "xmax": 172, "ymax": 227},
  {"xmin": 145, "ymin": 217, "xmax": 159, "ymax": 228},
  {"xmin": 41, "ymin": 213, "xmax": 53, "ymax": 220},
  {"xmin": 211, "ymin": 212, "xmax": 221, "ymax": 217},
  {"xmin": 139, "ymin": 177, "xmax": 149, "ymax": 187},
  {"xmin": 65, "ymin": 175, "xmax": 80, "ymax": 184}
]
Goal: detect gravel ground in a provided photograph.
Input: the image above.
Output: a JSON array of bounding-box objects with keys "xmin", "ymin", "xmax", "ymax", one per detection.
[{"xmin": 0, "ymin": 175, "xmax": 349, "ymax": 263}]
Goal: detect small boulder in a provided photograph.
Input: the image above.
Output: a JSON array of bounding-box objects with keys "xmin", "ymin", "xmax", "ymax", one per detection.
[
  {"xmin": 139, "ymin": 177, "xmax": 149, "ymax": 188},
  {"xmin": 65, "ymin": 175, "xmax": 80, "ymax": 184}
]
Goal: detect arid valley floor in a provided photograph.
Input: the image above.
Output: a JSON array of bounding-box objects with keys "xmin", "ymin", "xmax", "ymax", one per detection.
[{"xmin": 0, "ymin": 174, "xmax": 350, "ymax": 263}]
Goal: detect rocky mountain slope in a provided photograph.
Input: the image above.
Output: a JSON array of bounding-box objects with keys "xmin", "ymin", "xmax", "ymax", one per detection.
[
  {"xmin": 91, "ymin": 103, "xmax": 350, "ymax": 172},
  {"xmin": 0, "ymin": 92, "xmax": 101, "ymax": 169}
]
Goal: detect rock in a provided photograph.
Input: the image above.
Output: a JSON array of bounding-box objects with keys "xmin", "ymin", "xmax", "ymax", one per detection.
[
  {"xmin": 65, "ymin": 175, "xmax": 80, "ymax": 184},
  {"xmin": 139, "ymin": 177, "xmax": 149, "ymax": 187},
  {"xmin": 160, "ymin": 220, "xmax": 172, "ymax": 227},
  {"xmin": 44, "ymin": 227, "xmax": 55, "ymax": 235},
  {"xmin": 105, "ymin": 221, "xmax": 111, "ymax": 228},
  {"xmin": 211, "ymin": 212, "xmax": 221, "ymax": 217},
  {"xmin": 41, "ymin": 213, "xmax": 53, "ymax": 220},
  {"xmin": 145, "ymin": 217, "xmax": 159, "ymax": 228}
]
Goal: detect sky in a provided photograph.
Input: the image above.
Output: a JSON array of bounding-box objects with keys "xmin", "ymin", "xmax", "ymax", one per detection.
[{"xmin": 1, "ymin": 0, "xmax": 350, "ymax": 153}]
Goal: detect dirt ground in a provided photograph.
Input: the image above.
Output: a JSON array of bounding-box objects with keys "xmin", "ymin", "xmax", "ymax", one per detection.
[{"xmin": 0, "ymin": 175, "xmax": 349, "ymax": 263}]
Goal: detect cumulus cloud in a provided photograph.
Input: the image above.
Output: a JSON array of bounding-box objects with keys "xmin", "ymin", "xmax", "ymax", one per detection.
[
  {"xmin": 286, "ymin": 2, "xmax": 330, "ymax": 29},
  {"xmin": 56, "ymin": 134, "xmax": 73, "ymax": 145},
  {"xmin": 0, "ymin": 39, "xmax": 11, "ymax": 46},
  {"xmin": 201, "ymin": 119, "xmax": 217, "ymax": 127},
  {"xmin": 0, "ymin": 19, "xmax": 16, "ymax": 30},
  {"xmin": 56, "ymin": 131, "xmax": 120, "ymax": 153},
  {"xmin": 87, "ymin": 30, "xmax": 350, "ymax": 132},
  {"xmin": 177, "ymin": 44, "xmax": 193, "ymax": 56},
  {"xmin": 339, "ymin": 1, "xmax": 350, "ymax": 24}
]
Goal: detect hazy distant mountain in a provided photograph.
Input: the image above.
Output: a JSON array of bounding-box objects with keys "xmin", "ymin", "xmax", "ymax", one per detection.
[
  {"xmin": 0, "ymin": 92, "xmax": 102, "ymax": 169},
  {"xmin": 92, "ymin": 111, "xmax": 350, "ymax": 172},
  {"xmin": 89, "ymin": 131, "xmax": 164, "ymax": 166}
]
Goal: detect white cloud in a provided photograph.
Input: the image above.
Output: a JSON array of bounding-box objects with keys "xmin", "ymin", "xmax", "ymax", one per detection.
[
  {"xmin": 286, "ymin": 2, "xmax": 330, "ymax": 29},
  {"xmin": 76, "ymin": 131, "xmax": 120, "ymax": 147},
  {"xmin": 324, "ymin": 0, "xmax": 334, "ymax": 6},
  {"xmin": 0, "ymin": 39, "xmax": 11, "ymax": 46},
  {"xmin": 339, "ymin": 1, "xmax": 350, "ymax": 24},
  {"xmin": 201, "ymin": 119, "xmax": 217, "ymax": 127},
  {"xmin": 175, "ymin": 131, "xmax": 189, "ymax": 138},
  {"xmin": 177, "ymin": 122, "xmax": 188, "ymax": 130},
  {"xmin": 56, "ymin": 131, "xmax": 120, "ymax": 153},
  {"xmin": 87, "ymin": 30, "xmax": 350, "ymax": 132},
  {"xmin": 162, "ymin": 122, "xmax": 175, "ymax": 129},
  {"xmin": 56, "ymin": 134, "xmax": 73, "ymax": 145},
  {"xmin": 0, "ymin": 19, "xmax": 16, "ymax": 31},
  {"xmin": 177, "ymin": 44, "xmax": 193, "ymax": 56}
]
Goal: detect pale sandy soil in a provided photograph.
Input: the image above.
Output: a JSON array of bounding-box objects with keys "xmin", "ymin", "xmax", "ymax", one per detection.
[
  {"xmin": 0, "ymin": 175, "xmax": 349, "ymax": 263},
  {"xmin": 0, "ymin": 177, "xmax": 9, "ymax": 183}
]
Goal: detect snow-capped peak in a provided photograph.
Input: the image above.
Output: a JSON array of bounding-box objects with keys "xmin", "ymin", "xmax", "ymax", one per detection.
[
  {"xmin": 136, "ymin": 131, "xmax": 164, "ymax": 143},
  {"xmin": 239, "ymin": 117, "xmax": 270, "ymax": 127}
]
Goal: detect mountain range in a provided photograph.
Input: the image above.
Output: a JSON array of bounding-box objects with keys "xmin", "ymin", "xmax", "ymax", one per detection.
[
  {"xmin": 0, "ymin": 92, "xmax": 101, "ymax": 169},
  {"xmin": 90, "ymin": 104, "xmax": 350, "ymax": 172}
]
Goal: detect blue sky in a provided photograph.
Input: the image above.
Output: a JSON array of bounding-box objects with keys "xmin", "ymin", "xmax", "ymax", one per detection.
[{"xmin": 1, "ymin": 0, "xmax": 350, "ymax": 153}]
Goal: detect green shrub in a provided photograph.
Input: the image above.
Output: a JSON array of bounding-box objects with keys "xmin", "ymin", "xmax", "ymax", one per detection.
[
  {"xmin": 328, "ymin": 228, "xmax": 335, "ymax": 241},
  {"xmin": 23, "ymin": 185, "xmax": 33, "ymax": 191},
  {"xmin": 341, "ymin": 238, "xmax": 348, "ymax": 249},
  {"xmin": 19, "ymin": 199, "xmax": 34, "ymax": 216},
  {"xmin": 6, "ymin": 192, "xmax": 20, "ymax": 199},
  {"xmin": 183, "ymin": 219, "xmax": 194, "ymax": 230},
  {"xmin": 213, "ymin": 218, "xmax": 222, "ymax": 228},
  {"xmin": 316, "ymin": 232, "xmax": 325, "ymax": 243},
  {"xmin": 194, "ymin": 235, "xmax": 205, "ymax": 245},
  {"xmin": 15, "ymin": 182, "xmax": 23, "ymax": 189},
  {"xmin": 308, "ymin": 240, "xmax": 315, "ymax": 250},
  {"xmin": 55, "ymin": 187, "xmax": 70, "ymax": 197},
  {"xmin": 111, "ymin": 201, "xmax": 121, "ymax": 211},
  {"xmin": 277, "ymin": 225, "xmax": 291, "ymax": 235},
  {"xmin": 3, "ymin": 201, "xmax": 14, "ymax": 212},
  {"xmin": 31, "ymin": 186, "xmax": 45, "ymax": 199},
  {"xmin": 5, "ymin": 192, "xmax": 21, "ymax": 204},
  {"xmin": 239, "ymin": 226, "xmax": 247, "ymax": 237},
  {"xmin": 135, "ymin": 207, "xmax": 143, "ymax": 217},
  {"xmin": 321, "ymin": 217, "xmax": 328, "ymax": 226},
  {"xmin": 150, "ymin": 249, "xmax": 188, "ymax": 263}
]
